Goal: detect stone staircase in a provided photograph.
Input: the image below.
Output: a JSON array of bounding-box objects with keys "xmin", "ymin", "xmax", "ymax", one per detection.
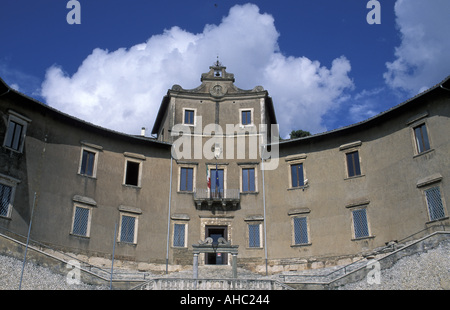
[{"xmin": 132, "ymin": 265, "xmax": 294, "ymax": 290}]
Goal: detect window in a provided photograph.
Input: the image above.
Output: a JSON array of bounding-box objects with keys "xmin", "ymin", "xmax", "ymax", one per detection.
[
  {"xmin": 0, "ymin": 183, "xmax": 12, "ymax": 217},
  {"xmin": 119, "ymin": 214, "xmax": 137, "ymax": 243},
  {"xmin": 173, "ymin": 223, "xmax": 186, "ymax": 247},
  {"xmin": 123, "ymin": 153, "xmax": 145, "ymax": 187},
  {"xmin": 78, "ymin": 142, "xmax": 102, "ymax": 178},
  {"xmin": 248, "ymin": 224, "xmax": 261, "ymax": 248},
  {"xmin": 425, "ymin": 186, "xmax": 446, "ymax": 221},
  {"xmin": 71, "ymin": 206, "xmax": 91, "ymax": 237},
  {"xmin": 414, "ymin": 124, "xmax": 431, "ymax": 154},
  {"xmin": 0, "ymin": 174, "xmax": 19, "ymax": 218},
  {"xmin": 4, "ymin": 121, "xmax": 23, "ymax": 151},
  {"xmin": 210, "ymin": 167, "xmax": 224, "ymax": 198},
  {"xmin": 3, "ymin": 111, "xmax": 31, "ymax": 153},
  {"xmin": 125, "ymin": 160, "xmax": 140, "ymax": 187},
  {"xmin": 291, "ymin": 163, "xmax": 304, "ymax": 188},
  {"xmin": 346, "ymin": 151, "xmax": 361, "ymax": 177},
  {"xmin": 241, "ymin": 110, "xmax": 252, "ymax": 125},
  {"xmin": 184, "ymin": 109, "xmax": 195, "ymax": 125},
  {"xmin": 180, "ymin": 167, "xmax": 194, "ymax": 192},
  {"xmin": 80, "ymin": 150, "xmax": 95, "ymax": 177},
  {"xmin": 293, "ymin": 217, "xmax": 309, "ymax": 245},
  {"xmin": 352, "ymin": 208, "xmax": 370, "ymax": 239},
  {"xmin": 242, "ymin": 168, "xmax": 255, "ymax": 192}
]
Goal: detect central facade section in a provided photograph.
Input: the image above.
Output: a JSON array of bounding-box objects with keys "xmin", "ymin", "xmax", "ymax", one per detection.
[{"xmin": 152, "ymin": 62, "xmax": 277, "ymax": 266}]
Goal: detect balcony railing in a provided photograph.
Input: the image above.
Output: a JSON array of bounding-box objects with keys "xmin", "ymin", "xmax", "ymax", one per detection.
[{"xmin": 193, "ymin": 189, "xmax": 240, "ymax": 210}]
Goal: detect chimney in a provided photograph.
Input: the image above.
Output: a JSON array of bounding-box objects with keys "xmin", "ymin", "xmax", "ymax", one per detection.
[{"xmin": 141, "ymin": 127, "xmax": 146, "ymax": 136}]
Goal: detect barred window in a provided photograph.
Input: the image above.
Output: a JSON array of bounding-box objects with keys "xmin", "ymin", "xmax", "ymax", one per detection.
[
  {"xmin": 248, "ymin": 224, "xmax": 260, "ymax": 248},
  {"xmin": 120, "ymin": 215, "xmax": 137, "ymax": 243},
  {"xmin": 425, "ymin": 187, "xmax": 446, "ymax": 221},
  {"xmin": 293, "ymin": 217, "xmax": 309, "ymax": 245},
  {"xmin": 72, "ymin": 206, "xmax": 90, "ymax": 237},
  {"xmin": 173, "ymin": 223, "xmax": 186, "ymax": 247},
  {"xmin": 0, "ymin": 184, "xmax": 12, "ymax": 217},
  {"xmin": 352, "ymin": 208, "xmax": 369, "ymax": 239}
]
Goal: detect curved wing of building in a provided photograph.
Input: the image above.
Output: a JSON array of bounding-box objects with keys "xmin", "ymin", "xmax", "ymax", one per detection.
[{"xmin": 0, "ymin": 64, "xmax": 449, "ymax": 274}]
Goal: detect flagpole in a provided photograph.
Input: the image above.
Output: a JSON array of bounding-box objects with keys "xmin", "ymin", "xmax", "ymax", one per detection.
[{"xmin": 216, "ymin": 162, "xmax": 218, "ymax": 198}]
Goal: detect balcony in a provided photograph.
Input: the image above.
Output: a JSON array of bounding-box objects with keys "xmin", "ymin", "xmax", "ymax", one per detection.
[{"xmin": 193, "ymin": 189, "xmax": 240, "ymax": 211}]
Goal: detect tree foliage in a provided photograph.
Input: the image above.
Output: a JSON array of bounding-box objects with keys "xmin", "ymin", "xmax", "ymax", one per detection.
[{"xmin": 289, "ymin": 129, "xmax": 311, "ymax": 139}]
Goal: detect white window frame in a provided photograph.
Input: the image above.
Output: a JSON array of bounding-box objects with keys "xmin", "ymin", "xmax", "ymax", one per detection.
[
  {"xmin": 407, "ymin": 112, "xmax": 433, "ymax": 157},
  {"xmin": 2, "ymin": 110, "xmax": 31, "ymax": 153},
  {"xmin": 118, "ymin": 212, "xmax": 139, "ymax": 244},
  {"xmin": 178, "ymin": 164, "xmax": 197, "ymax": 193},
  {"xmin": 239, "ymin": 108, "xmax": 254, "ymax": 127},
  {"xmin": 416, "ymin": 174, "xmax": 447, "ymax": 223},
  {"xmin": 182, "ymin": 108, "xmax": 197, "ymax": 126},
  {"xmin": 288, "ymin": 208, "xmax": 311, "ymax": 246},
  {"xmin": 339, "ymin": 141, "xmax": 364, "ymax": 179},
  {"xmin": 0, "ymin": 173, "xmax": 20, "ymax": 219},
  {"xmin": 285, "ymin": 154, "xmax": 307, "ymax": 190},
  {"xmin": 70, "ymin": 204, "xmax": 93, "ymax": 237},
  {"xmin": 123, "ymin": 152, "xmax": 145, "ymax": 188},
  {"xmin": 292, "ymin": 216, "xmax": 311, "ymax": 246},
  {"xmin": 247, "ymin": 222, "xmax": 263, "ymax": 248},
  {"xmin": 350, "ymin": 207, "xmax": 371, "ymax": 240},
  {"xmin": 239, "ymin": 164, "xmax": 258, "ymax": 193},
  {"xmin": 206, "ymin": 163, "xmax": 228, "ymax": 197},
  {"xmin": 78, "ymin": 142, "xmax": 102, "ymax": 178},
  {"xmin": 172, "ymin": 222, "xmax": 188, "ymax": 248},
  {"xmin": 424, "ymin": 186, "xmax": 446, "ymax": 222}
]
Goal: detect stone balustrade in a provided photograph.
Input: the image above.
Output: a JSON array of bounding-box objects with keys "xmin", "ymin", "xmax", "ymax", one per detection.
[{"xmin": 136, "ymin": 278, "xmax": 293, "ymax": 290}]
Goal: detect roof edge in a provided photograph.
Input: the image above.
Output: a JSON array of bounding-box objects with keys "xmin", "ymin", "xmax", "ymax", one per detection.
[
  {"xmin": 0, "ymin": 76, "xmax": 171, "ymax": 147},
  {"xmin": 277, "ymin": 74, "xmax": 450, "ymax": 146}
]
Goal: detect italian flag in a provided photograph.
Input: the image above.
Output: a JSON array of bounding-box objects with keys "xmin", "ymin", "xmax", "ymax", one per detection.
[{"xmin": 207, "ymin": 165, "xmax": 211, "ymax": 189}]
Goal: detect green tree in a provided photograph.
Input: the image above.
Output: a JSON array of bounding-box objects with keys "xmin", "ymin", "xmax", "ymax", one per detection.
[{"xmin": 289, "ymin": 129, "xmax": 311, "ymax": 139}]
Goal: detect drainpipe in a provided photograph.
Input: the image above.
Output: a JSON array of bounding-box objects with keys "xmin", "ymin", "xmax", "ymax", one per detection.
[
  {"xmin": 261, "ymin": 146, "xmax": 268, "ymax": 276},
  {"xmin": 165, "ymin": 155, "xmax": 173, "ymax": 274}
]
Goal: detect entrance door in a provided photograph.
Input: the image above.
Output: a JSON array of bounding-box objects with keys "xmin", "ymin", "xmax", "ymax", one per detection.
[
  {"xmin": 210, "ymin": 168, "xmax": 224, "ymax": 198},
  {"xmin": 205, "ymin": 226, "xmax": 227, "ymax": 265}
]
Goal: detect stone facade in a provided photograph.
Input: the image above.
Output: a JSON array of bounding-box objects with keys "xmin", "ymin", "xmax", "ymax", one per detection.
[{"xmin": 0, "ymin": 64, "xmax": 449, "ymax": 274}]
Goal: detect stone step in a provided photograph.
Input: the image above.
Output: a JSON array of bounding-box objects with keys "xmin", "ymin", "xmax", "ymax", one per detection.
[{"xmin": 164, "ymin": 265, "xmax": 262, "ymax": 279}]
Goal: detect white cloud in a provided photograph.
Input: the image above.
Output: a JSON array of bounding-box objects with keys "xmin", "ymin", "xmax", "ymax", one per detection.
[
  {"xmin": 348, "ymin": 88, "xmax": 384, "ymax": 123},
  {"xmin": 41, "ymin": 3, "xmax": 353, "ymax": 136},
  {"xmin": 10, "ymin": 83, "xmax": 20, "ymax": 91},
  {"xmin": 261, "ymin": 54, "xmax": 353, "ymax": 136},
  {"xmin": 384, "ymin": 0, "xmax": 450, "ymax": 95}
]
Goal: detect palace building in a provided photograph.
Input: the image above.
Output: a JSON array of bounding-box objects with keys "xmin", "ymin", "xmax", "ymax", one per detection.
[{"xmin": 0, "ymin": 63, "xmax": 449, "ymax": 274}]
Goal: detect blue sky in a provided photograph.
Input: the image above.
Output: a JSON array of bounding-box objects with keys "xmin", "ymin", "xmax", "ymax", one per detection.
[{"xmin": 1, "ymin": 0, "xmax": 449, "ymax": 137}]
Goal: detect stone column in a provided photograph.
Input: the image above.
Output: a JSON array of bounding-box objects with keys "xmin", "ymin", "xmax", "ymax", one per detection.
[
  {"xmin": 232, "ymin": 253, "xmax": 237, "ymax": 278},
  {"xmin": 193, "ymin": 253, "xmax": 199, "ymax": 279}
]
